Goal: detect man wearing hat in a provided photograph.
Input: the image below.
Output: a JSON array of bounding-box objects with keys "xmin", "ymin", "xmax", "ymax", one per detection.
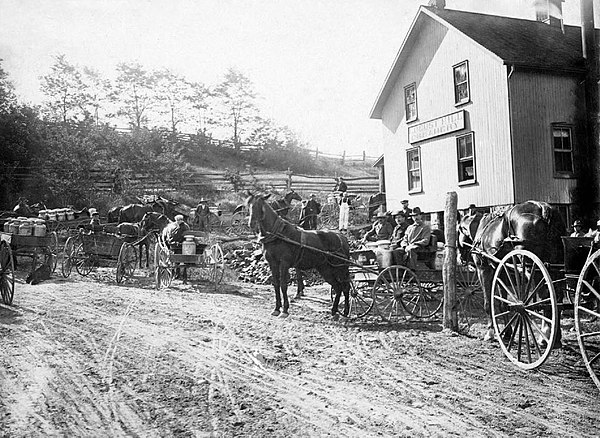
[
  {"xmin": 89, "ymin": 208, "xmax": 101, "ymax": 228},
  {"xmin": 586, "ymin": 220, "xmax": 600, "ymax": 242},
  {"xmin": 570, "ymin": 220, "xmax": 585, "ymax": 237},
  {"xmin": 362, "ymin": 212, "xmax": 394, "ymax": 243},
  {"xmin": 299, "ymin": 194, "xmax": 321, "ymax": 230},
  {"xmin": 399, "ymin": 207, "xmax": 431, "ymax": 269},
  {"xmin": 195, "ymin": 198, "xmax": 211, "ymax": 232},
  {"xmin": 390, "ymin": 210, "xmax": 409, "ymax": 249},
  {"xmin": 400, "ymin": 200, "xmax": 413, "ymax": 225}
]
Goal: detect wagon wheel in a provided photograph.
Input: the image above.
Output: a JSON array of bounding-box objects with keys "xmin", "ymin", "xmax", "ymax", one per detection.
[
  {"xmin": 373, "ymin": 265, "xmax": 429, "ymax": 322},
  {"xmin": 491, "ymin": 249, "xmax": 558, "ymax": 370},
  {"xmin": 116, "ymin": 243, "xmax": 138, "ymax": 284},
  {"xmin": 46, "ymin": 231, "xmax": 59, "ymax": 274},
  {"xmin": 154, "ymin": 241, "xmax": 173, "ymax": 289},
  {"xmin": 457, "ymin": 262, "xmax": 485, "ymax": 330},
  {"xmin": 228, "ymin": 211, "xmax": 249, "ymax": 235},
  {"xmin": 329, "ymin": 277, "xmax": 375, "ymax": 319},
  {"xmin": 205, "ymin": 243, "xmax": 225, "ymax": 285},
  {"xmin": 574, "ymin": 248, "xmax": 600, "ymax": 392},
  {"xmin": 208, "ymin": 212, "xmax": 223, "ymax": 232},
  {"xmin": 0, "ymin": 241, "xmax": 15, "ymax": 305},
  {"xmin": 74, "ymin": 243, "xmax": 95, "ymax": 276},
  {"xmin": 61, "ymin": 236, "xmax": 76, "ymax": 278}
]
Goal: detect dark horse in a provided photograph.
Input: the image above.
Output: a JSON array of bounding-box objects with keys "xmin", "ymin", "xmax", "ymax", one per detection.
[
  {"xmin": 115, "ymin": 221, "xmax": 152, "ymax": 269},
  {"xmin": 367, "ymin": 192, "xmax": 386, "ymax": 220},
  {"xmin": 246, "ymin": 192, "xmax": 351, "ymax": 318},
  {"xmin": 458, "ymin": 200, "xmax": 566, "ymax": 342}
]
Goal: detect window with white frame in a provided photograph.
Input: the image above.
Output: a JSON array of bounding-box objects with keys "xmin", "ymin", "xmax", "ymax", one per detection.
[
  {"xmin": 457, "ymin": 132, "xmax": 476, "ymax": 183},
  {"xmin": 453, "ymin": 61, "xmax": 470, "ymax": 105},
  {"xmin": 407, "ymin": 148, "xmax": 421, "ymax": 192},
  {"xmin": 404, "ymin": 83, "xmax": 417, "ymax": 122},
  {"xmin": 552, "ymin": 125, "xmax": 574, "ymax": 176}
]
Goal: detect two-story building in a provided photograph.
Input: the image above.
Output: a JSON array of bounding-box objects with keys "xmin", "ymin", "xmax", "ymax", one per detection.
[{"xmin": 370, "ymin": 0, "xmax": 595, "ymax": 227}]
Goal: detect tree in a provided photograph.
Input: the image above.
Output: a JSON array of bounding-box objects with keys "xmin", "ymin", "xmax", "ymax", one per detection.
[
  {"xmin": 39, "ymin": 54, "xmax": 86, "ymax": 123},
  {"xmin": 81, "ymin": 67, "xmax": 112, "ymax": 126},
  {"xmin": 153, "ymin": 69, "xmax": 192, "ymax": 133},
  {"xmin": 213, "ymin": 68, "xmax": 258, "ymax": 149},
  {"xmin": 0, "ymin": 59, "xmax": 17, "ymax": 113},
  {"xmin": 113, "ymin": 62, "xmax": 156, "ymax": 129},
  {"xmin": 188, "ymin": 81, "xmax": 213, "ymax": 135}
]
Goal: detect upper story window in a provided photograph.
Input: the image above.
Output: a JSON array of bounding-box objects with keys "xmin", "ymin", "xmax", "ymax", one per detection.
[
  {"xmin": 407, "ymin": 147, "xmax": 422, "ymax": 193},
  {"xmin": 453, "ymin": 61, "xmax": 470, "ymax": 105},
  {"xmin": 552, "ymin": 125, "xmax": 574, "ymax": 177},
  {"xmin": 457, "ymin": 132, "xmax": 476, "ymax": 184},
  {"xmin": 404, "ymin": 83, "xmax": 417, "ymax": 122}
]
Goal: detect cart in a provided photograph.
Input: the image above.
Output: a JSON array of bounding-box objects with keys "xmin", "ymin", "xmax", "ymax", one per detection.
[
  {"xmin": 465, "ymin": 236, "xmax": 600, "ymax": 390},
  {"xmin": 154, "ymin": 231, "xmax": 225, "ymax": 289},
  {"xmin": 330, "ymin": 244, "xmax": 483, "ymax": 328},
  {"xmin": 0, "ymin": 231, "xmax": 59, "ymax": 276},
  {"xmin": 61, "ymin": 229, "xmax": 148, "ymax": 283}
]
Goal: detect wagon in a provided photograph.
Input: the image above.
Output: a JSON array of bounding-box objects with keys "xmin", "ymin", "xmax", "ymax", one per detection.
[
  {"xmin": 330, "ymin": 241, "xmax": 483, "ymax": 328},
  {"xmin": 61, "ymin": 229, "xmax": 148, "ymax": 283},
  {"xmin": 0, "ymin": 240, "xmax": 15, "ymax": 305},
  {"xmin": 465, "ymin": 236, "xmax": 600, "ymax": 390},
  {"xmin": 154, "ymin": 231, "xmax": 225, "ymax": 289}
]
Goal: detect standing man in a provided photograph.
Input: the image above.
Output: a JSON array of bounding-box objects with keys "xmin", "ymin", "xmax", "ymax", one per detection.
[
  {"xmin": 195, "ymin": 198, "xmax": 211, "ymax": 232},
  {"xmin": 400, "ymin": 199, "xmax": 413, "ymax": 225},
  {"xmin": 300, "ymin": 194, "xmax": 321, "ymax": 230},
  {"xmin": 338, "ymin": 193, "xmax": 351, "ymax": 232},
  {"xmin": 399, "ymin": 207, "xmax": 431, "ymax": 269}
]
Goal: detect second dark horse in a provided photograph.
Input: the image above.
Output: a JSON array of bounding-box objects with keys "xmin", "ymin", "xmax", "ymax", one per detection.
[{"xmin": 246, "ymin": 192, "xmax": 351, "ymax": 318}]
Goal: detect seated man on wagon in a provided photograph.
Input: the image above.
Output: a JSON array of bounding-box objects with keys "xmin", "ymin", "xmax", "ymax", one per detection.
[
  {"xmin": 396, "ymin": 207, "xmax": 431, "ymax": 269},
  {"xmin": 390, "ymin": 210, "xmax": 409, "ymax": 249},
  {"xmin": 570, "ymin": 220, "xmax": 586, "ymax": 237},
  {"xmin": 166, "ymin": 215, "xmax": 190, "ymax": 248},
  {"xmin": 362, "ymin": 212, "xmax": 394, "ymax": 243}
]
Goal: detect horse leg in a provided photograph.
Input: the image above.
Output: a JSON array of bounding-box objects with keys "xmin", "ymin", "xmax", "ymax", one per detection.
[
  {"xmin": 271, "ymin": 263, "xmax": 282, "ymax": 316},
  {"xmin": 294, "ymin": 268, "xmax": 304, "ymax": 300},
  {"xmin": 280, "ymin": 265, "xmax": 291, "ymax": 317},
  {"xmin": 480, "ymin": 265, "xmax": 496, "ymax": 342}
]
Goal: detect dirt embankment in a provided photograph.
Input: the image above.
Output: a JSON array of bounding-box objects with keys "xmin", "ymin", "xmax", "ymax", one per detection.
[{"xmin": 1, "ymin": 269, "xmax": 600, "ymax": 437}]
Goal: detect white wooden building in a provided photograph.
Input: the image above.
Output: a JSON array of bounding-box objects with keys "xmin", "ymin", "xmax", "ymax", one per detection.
[{"xmin": 370, "ymin": 1, "xmax": 593, "ymax": 225}]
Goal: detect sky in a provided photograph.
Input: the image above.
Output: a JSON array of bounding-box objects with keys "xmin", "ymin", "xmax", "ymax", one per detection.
[{"xmin": 0, "ymin": 0, "xmax": 591, "ymax": 156}]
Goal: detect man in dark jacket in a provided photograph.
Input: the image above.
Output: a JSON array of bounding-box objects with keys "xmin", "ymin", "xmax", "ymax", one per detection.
[
  {"xmin": 300, "ymin": 194, "xmax": 321, "ymax": 230},
  {"xmin": 195, "ymin": 198, "xmax": 211, "ymax": 231}
]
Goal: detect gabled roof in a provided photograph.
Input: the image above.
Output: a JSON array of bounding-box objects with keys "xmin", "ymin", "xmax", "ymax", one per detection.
[{"xmin": 370, "ymin": 6, "xmax": 588, "ymax": 119}]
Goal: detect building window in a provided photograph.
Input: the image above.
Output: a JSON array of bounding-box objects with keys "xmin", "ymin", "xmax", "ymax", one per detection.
[
  {"xmin": 407, "ymin": 148, "xmax": 422, "ymax": 192},
  {"xmin": 404, "ymin": 83, "xmax": 417, "ymax": 122},
  {"xmin": 553, "ymin": 125, "xmax": 574, "ymax": 176},
  {"xmin": 457, "ymin": 132, "xmax": 476, "ymax": 184},
  {"xmin": 453, "ymin": 61, "xmax": 470, "ymax": 105}
]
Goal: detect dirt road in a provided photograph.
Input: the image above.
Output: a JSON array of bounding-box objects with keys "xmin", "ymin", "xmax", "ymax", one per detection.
[{"xmin": 1, "ymin": 269, "xmax": 600, "ymax": 437}]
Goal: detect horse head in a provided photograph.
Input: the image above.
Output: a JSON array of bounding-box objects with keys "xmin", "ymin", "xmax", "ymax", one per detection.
[
  {"xmin": 245, "ymin": 192, "xmax": 274, "ymax": 233},
  {"xmin": 285, "ymin": 189, "xmax": 302, "ymax": 204},
  {"xmin": 140, "ymin": 212, "xmax": 171, "ymax": 234}
]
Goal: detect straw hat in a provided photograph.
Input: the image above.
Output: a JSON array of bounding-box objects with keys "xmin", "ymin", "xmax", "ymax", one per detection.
[{"xmin": 89, "ymin": 208, "xmax": 98, "ymax": 216}]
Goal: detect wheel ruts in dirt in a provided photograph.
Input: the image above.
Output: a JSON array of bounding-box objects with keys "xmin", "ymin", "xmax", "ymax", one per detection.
[
  {"xmin": 154, "ymin": 240, "xmax": 173, "ymax": 290},
  {"xmin": 373, "ymin": 265, "xmax": 438, "ymax": 323},
  {"xmin": 116, "ymin": 243, "xmax": 137, "ymax": 284},
  {"xmin": 329, "ymin": 277, "xmax": 375, "ymax": 320},
  {"xmin": 574, "ymin": 247, "xmax": 600, "ymax": 392},
  {"xmin": 456, "ymin": 262, "xmax": 485, "ymax": 331},
  {"xmin": 491, "ymin": 249, "xmax": 558, "ymax": 370},
  {"xmin": 0, "ymin": 241, "xmax": 15, "ymax": 305},
  {"xmin": 207, "ymin": 242, "xmax": 225, "ymax": 286},
  {"xmin": 74, "ymin": 243, "xmax": 95, "ymax": 276},
  {"xmin": 61, "ymin": 236, "xmax": 76, "ymax": 278}
]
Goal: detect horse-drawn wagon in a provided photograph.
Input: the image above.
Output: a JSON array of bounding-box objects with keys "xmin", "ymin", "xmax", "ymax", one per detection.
[
  {"xmin": 153, "ymin": 231, "xmax": 225, "ymax": 289},
  {"xmin": 61, "ymin": 228, "xmax": 151, "ymax": 284}
]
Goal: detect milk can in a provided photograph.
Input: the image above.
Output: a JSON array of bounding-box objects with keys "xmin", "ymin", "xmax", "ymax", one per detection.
[
  {"xmin": 9, "ymin": 219, "xmax": 20, "ymax": 234},
  {"xmin": 19, "ymin": 220, "xmax": 32, "ymax": 236},
  {"xmin": 182, "ymin": 235, "xmax": 196, "ymax": 255},
  {"xmin": 66, "ymin": 208, "xmax": 75, "ymax": 221},
  {"xmin": 38, "ymin": 209, "xmax": 47, "ymax": 220},
  {"xmin": 34, "ymin": 219, "xmax": 47, "ymax": 237},
  {"xmin": 3, "ymin": 220, "xmax": 11, "ymax": 233},
  {"xmin": 57, "ymin": 208, "xmax": 66, "ymax": 222},
  {"xmin": 47, "ymin": 209, "xmax": 57, "ymax": 221}
]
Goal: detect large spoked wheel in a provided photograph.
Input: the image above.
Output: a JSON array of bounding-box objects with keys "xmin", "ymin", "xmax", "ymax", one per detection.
[
  {"xmin": 491, "ymin": 249, "xmax": 558, "ymax": 370},
  {"xmin": 574, "ymin": 248, "xmax": 600, "ymax": 392},
  {"xmin": 61, "ymin": 236, "xmax": 76, "ymax": 278},
  {"xmin": 373, "ymin": 265, "xmax": 425, "ymax": 322},
  {"xmin": 46, "ymin": 231, "xmax": 59, "ymax": 274},
  {"xmin": 0, "ymin": 241, "xmax": 15, "ymax": 305},
  {"xmin": 206, "ymin": 243, "xmax": 225, "ymax": 285},
  {"xmin": 74, "ymin": 243, "xmax": 95, "ymax": 276},
  {"xmin": 329, "ymin": 276, "xmax": 375, "ymax": 319},
  {"xmin": 154, "ymin": 242, "xmax": 173, "ymax": 289},
  {"xmin": 228, "ymin": 211, "xmax": 249, "ymax": 235},
  {"xmin": 457, "ymin": 262, "xmax": 485, "ymax": 330},
  {"xmin": 116, "ymin": 243, "xmax": 138, "ymax": 284}
]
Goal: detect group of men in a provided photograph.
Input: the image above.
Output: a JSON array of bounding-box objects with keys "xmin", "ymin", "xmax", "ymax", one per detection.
[
  {"xmin": 361, "ymin": 200, "xmax": 431, "ymax": 268},
  {"xmin": 570, "ymin": 219, "xmax": 600, "ymax": 241}
]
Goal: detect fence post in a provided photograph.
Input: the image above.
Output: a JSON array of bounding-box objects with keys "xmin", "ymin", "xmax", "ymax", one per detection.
[
  {"xmin": 443, "ymin": 191, "xmax": 458, "ymax": 331},
  {"xmin": 315, "ymin": 148, "xmax": 319, "ymax": 160},
  {"xmin": 341, "ymin": 150, "xmax": 346, "ymax": 165},
  {"xmin": 286, "ymin": 167, "xmax": 293, "ymax": 190},
  {"xmin": 363, "ymin": 151, "xmax": 366, "ymax": 161}
]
